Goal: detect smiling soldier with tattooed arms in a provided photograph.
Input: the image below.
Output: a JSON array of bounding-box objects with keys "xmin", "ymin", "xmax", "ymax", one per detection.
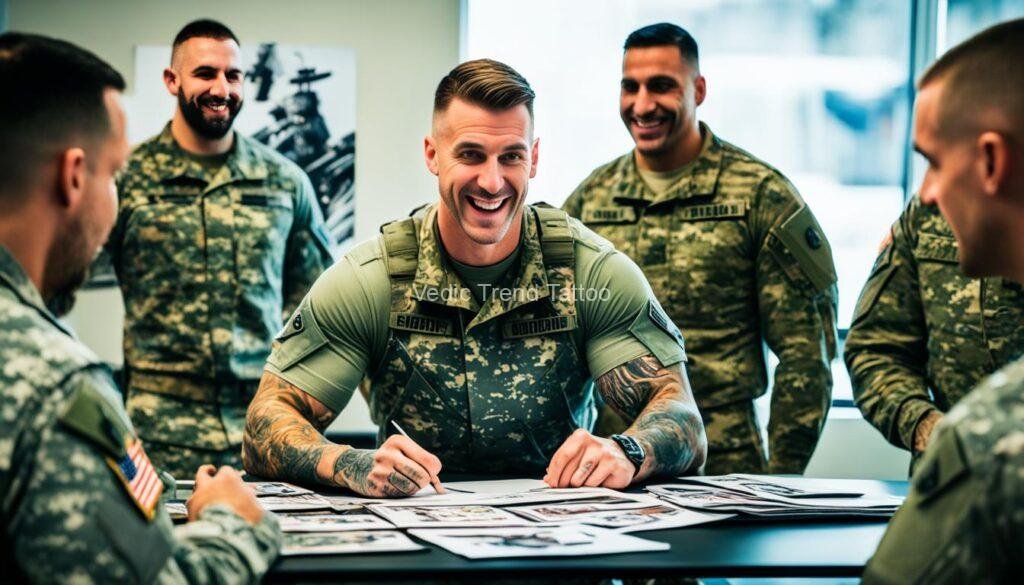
[{"xmin": 243, "ymin": 59, "xmax": 707, "ymax": 497}]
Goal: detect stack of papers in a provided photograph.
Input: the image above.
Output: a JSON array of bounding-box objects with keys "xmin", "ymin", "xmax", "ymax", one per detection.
[{"xmin": 647, "ymin": 474, "xmax": 903, "ymax": 519}]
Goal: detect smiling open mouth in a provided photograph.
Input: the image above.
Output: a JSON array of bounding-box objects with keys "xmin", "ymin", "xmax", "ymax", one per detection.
[{"xmin": 467, "ymin": 194, "xmax": 510, "ymax": 213}]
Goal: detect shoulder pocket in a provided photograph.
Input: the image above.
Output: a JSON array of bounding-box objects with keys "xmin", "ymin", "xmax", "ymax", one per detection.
[
  {"xmin": 850, "ymin": 244, "xmax": 897, "ymax": 325},
  {"xmin": 769, "ymin": 204, "xmax": 837, "ymax": 294},
  {"xmin": 59, "ymin": 377, "xmax": 131, "ymax": 459},
  {"xmin": 272, "ymin": 302, "xmax": 329, "ymax": 371},
  {"xmin": 914, "ymin": 232, "xmax": 959, "ymax": 264},
  {"xmin": 628, "ymin": 300, "xmax": 687, "ymax": 367},
  {"xmin": 913, "ymin": 427, "xmax": 971, "ymax": 505}
]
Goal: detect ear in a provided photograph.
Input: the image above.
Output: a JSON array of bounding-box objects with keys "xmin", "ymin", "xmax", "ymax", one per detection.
[
  {"xmin": 529, "ymin": 137, "xmax": 540, "ymax": 179},
  {"xmin": 977, "ymin": 131, "xmax": 1009, "ymax": 197},
  {"xmin": 424, "ymin": 136, "xmax": 439, "ymax": 176},
  {"xmin": 163, "ymin": 67, "xmax": 180, "ymax": 98},
  {"xmin": 693, "ymin": 75, "xmax": 707, "ymax": 107},
  {"xmin": 58, "ymin": 147, "xmax": 88, "ymax": 212}
]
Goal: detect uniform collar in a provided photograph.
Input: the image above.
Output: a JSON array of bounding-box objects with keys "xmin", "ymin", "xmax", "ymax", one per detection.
[
  {"xmin": 148, "ymin": 123, "xmax": 270, "ymax": 188},
  {"xmin": 413, "ymin": 204, "xmax": 552, "ymax": 331},
  {"xmin": 0, "ymin": 245, "xmax": 73, "ymax": 336},
  {"xmin": 614, "ymin": 121, "xmax": 724, "ymax": 207}
]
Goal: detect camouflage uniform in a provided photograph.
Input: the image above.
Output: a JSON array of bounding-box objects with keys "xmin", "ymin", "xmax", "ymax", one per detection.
[
  {"xmin": 266, "ymin": 204, "xmax": 688, "ymax": 474},
  {"xmin": 845, "ymin": 195, "xmax": 1024, "ymax": 464},
  {"xmin": 863, "ymin": 355, "xmax": 1024, "ymax": 584},
  {"xmin": 0, "ymin": 245, "xmax": 280, "ymax": 583},
  {"xmin": 564, "ymin": 123, "xmax": 838, "ymax": 474},
  {"xmin": 107, "ymin": 124, "xmax": 334, "ymax": 477}
]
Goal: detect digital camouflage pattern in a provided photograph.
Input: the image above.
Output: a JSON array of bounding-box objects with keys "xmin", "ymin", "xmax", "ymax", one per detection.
[
  {"xmin": 863, "ymin": 355, "xmax": 1024, "ymax": 584},
  {"xmin": 0, "ymin": 246, "xmax": 280, "ymax": 583},
  {"xmin": 107, "ymin": 124, "xmax": 333, "ymax": 476},
  {"xmin": 564, "ymin": 123, "xmax": 838, "ymax": 474},
  {"xmin": 845, "ymin": 195, "xmax": 1024, "ymax": 457},
  {"xmin": 267, "ymin": 203, "xmax": 687, "ymax": 474}
]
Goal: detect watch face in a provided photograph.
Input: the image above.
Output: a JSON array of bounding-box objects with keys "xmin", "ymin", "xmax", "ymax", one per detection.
[{"xmin": 614, "ymin": 435, "xmax": 644, "ymax": 463}]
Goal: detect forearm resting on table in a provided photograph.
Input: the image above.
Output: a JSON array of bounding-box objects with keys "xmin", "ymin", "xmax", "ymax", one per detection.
[
  {"xmin": 242, "ymin": 371, "xmax": 367, "ymax": 489},
  {"xmin": 597, "ymin": 356, "xmax": 707, "ymax": 479}
]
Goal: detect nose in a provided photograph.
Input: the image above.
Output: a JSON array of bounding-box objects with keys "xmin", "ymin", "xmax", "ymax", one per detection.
[
  {"xmin": 477, "ymin": 158, "xmax": 504, "ymax": 195},
  {"xmin": 633, "ymin": 86, "xmax": 657, "ymax": 116},
  {"xmin": 209, "ymin": 73, "xmax": 230, "ymax": 98},
  {"xmin": 918, "ymin": 175, "xmax": 937, "ymax": 206}
]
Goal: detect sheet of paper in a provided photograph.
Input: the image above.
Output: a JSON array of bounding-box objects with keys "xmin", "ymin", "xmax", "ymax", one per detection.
[
  {"xmin": 677, "ymin": 474, "xmax": 865, "ymax": 499},
  {"xmin": 278, "ymin": 512, "xmax": 395, "ymax": 532},
  {"xmin": 281, "ymin": 530, "xmax": 424, "ymax": 556},
  {"xmin": 442, "ymin": 479, "xmax": 549, "ymax": 494},
  {"xmin": 506, "ymin": 498, "xmax": 731, "ymax": 532},
  {"xmin": 367, "ymin": 503, "xmax": 532, "ymax": 528},
  {"xmin": 258, "ymin": 493, "xmax": 334, "ymax": 512},
  {"xmin": 409, "ymin": 524, "xmax": 670, "ymax": 559},
  {"xmin": 251, "ymin": 481, "xmax": 315, "ymax": 497},
  {"xmin": 165, "ymin": 502, "xmax": 187, "ymax": 521}
]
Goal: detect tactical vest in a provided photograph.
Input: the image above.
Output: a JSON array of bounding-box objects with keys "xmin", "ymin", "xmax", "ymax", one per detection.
[{"xmin": 369, "ymin": 205, "xmax": 594, "ymax": 474}]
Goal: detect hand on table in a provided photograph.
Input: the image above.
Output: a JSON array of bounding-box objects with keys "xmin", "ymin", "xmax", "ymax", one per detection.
[
  {"xmin": 186, "ymin": 465, "xmax": 263, "ymax": 524},
  {"xmin": 544, "ymin": 429, "xmax": 636, "ymax": 489},
  {"xmin": 340, "ymin": 434, "xmax": 444, "ymax": 497}
]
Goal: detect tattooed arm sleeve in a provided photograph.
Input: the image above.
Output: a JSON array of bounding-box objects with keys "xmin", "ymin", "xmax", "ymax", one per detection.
[
  {"xmin": 242, "ymin": 371, "xmax": 376, "ymax": 492},
  {"xmin": 595, "ymin": 355, "xmax": 706, "ymax": 478}
]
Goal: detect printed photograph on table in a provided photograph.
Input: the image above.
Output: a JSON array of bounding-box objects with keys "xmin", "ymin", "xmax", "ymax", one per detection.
[
  {"xmin": 282, "ymin": 531, "xmax": 423, "ymax": 556},
  {"xmin": 278, "ymin": 512, "xmax": 395, "ymax": 532},
  {"xmin": 409, "ymin": 525, "xmax": 670, "ymax": 559},
  {"xmin": 87, "ymin": 42, "xmax": 356, "ymax": 287},
  {"xmin": 367, "ymin": 504, "xmax": 531, "ymax": 528}
]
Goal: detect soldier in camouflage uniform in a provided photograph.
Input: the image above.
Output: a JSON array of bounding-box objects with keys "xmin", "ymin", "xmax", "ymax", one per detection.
[
  {"xmin": 864, "ymin": 19, "xmax": 1024, "ymax": 583},
  {"xmin": 845, "ymin": 195, "xmax": 1024, "ymax": 469},
  {"xmin": 106, "ymin": 20, "xmax": 333, "ymax": 477},
  {"xmin": 243, "ymin": 59, "xmax": 707, "ymax": 497},
  {"xmin": 0, "ymin": 32, "xmax": 279, "ymax": 583},
  {"xmin": 563, "ymin": 23, "xmax": 837, "ymax": 475}
]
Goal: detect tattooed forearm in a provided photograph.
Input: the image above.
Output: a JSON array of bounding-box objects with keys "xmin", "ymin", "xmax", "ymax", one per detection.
[
  {"xmin": 596, "ymin": 356, "xmax": 707, "ymax": 477},
  {"xmin": 242, "ymin": 372, "xmax": 348, "ymax": 487}
]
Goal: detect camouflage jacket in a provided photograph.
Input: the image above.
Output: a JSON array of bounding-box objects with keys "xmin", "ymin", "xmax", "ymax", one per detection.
[
  {"xmin": 845, "ymin": 195, "xmax": 1024, "ymax": 452},
  {"xmin": 863, "ymin": 355, "xmax": 1024, "ymax": 584},
  {"xmin": 563, "ymin": 123, "xmax": 838, "ymax": 473},
  {"xmin": 0, "ymin": 245, "xmax": 280, "ymax": 583},
  {"xmin": 107, "ymin": 124, "xmax": 334, "ymax": 382}
]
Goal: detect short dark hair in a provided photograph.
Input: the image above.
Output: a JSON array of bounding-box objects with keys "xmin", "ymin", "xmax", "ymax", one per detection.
[
  {"xmin": 171, "ymin": 19, "xmax": 239, "ymax": 63},
  {"xmin": 918, "ymin": 18, "xmax": 1024, "ymax": 139},
  {"xmin": 434, "ymin": 59, "xmax": 535, "ymax": 120},
  {"xmin": 624, "ymin": 23, "xmax": 699, "ymax": 70},
  {"xmin": 0, "ymin": 33, "xmax": 125, "ymax": 201}
]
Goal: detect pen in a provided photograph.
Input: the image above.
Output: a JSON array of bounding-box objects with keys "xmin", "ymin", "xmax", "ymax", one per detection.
[{"xmin": 390, "ymin": 420, "xmax": 446, "ymax": 494}]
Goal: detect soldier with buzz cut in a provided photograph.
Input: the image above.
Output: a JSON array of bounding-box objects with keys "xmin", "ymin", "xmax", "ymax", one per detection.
[
  {"xmin": 864, "ymin": 18, "xmax": 1024, "ymax": 583},
  {"xmin": 242, "ymin": 58, "xmax": 707, "ymax": 497},
  {"xmin": 563, "ymin": 23, "xmax": 838, "ymax": 475},
  {"xmin": 0, "ymin": 32, "xmax": 279, "ymax": 584},
  {"xmin": 845, "ymin": 194, "xmax": 1024, "ymax": 470},
  {"xmin": 106, "ymin": 19, "xmax": 334, "ymax": 477}
]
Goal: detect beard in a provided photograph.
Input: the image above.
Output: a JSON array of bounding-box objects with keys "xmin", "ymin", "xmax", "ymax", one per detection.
[
  {"xmin": 178, "ymin": 87, "xmax": 242, "ymax": 139},
  {"xmin": 42, "ymin": 214, "xmax": 95, "ymax": 318}
]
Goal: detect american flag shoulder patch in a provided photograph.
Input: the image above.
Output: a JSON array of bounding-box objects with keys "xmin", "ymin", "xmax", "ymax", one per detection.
[{"xmin": 106, "ymin": 438, "xmax": 163, "ymax": 521}]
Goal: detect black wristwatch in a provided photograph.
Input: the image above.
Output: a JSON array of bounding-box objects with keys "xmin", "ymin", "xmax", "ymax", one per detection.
[{"xmin": 610, "ymin": 434, "xmax": 645, "ymax": 476}]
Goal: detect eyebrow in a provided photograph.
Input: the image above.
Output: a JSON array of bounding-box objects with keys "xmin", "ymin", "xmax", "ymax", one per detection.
[
  {"xmin": 191, "ymin": 65, "xmax": 242, "ymax": 76},
  {"xmin": 453, "ymin": 141, "xmax": 528, "ymax": 152}
]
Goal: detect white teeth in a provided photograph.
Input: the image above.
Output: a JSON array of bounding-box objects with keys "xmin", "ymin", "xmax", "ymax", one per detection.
[
  {"xmin": 469, "ymin": 196, "xmax": 503, "ymax": 211},
  {"xmin": 636, "ymin": 119, "xmax": 663, "ymax": 128}
]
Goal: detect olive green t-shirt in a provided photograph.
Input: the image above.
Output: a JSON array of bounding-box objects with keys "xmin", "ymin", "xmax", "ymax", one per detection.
[{"xmin": 265, "ymin": 213, "xmax": 686, "ymax": 415}]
